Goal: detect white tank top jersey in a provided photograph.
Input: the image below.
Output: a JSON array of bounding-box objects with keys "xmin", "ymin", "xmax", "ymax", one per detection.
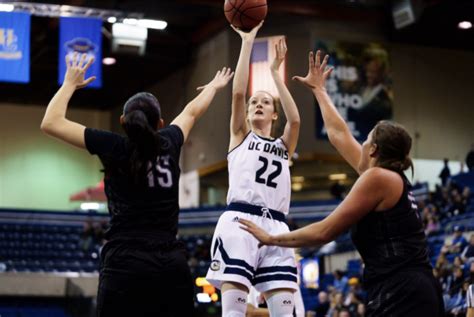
[{"xmin": 227, "ymin": 132, "xmax": 291, "ymax": 215}]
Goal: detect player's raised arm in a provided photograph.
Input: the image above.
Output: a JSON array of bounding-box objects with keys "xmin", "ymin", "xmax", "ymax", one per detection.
[
  {"xmin": 293, "ymin": 51, "xmax": 362, "ymax": 173},
  {"xmin": 172, "ymin": 67, "xmax": 234, "ymax": 142},
  {"xmin": 271, "ymin": 38, "xmax": 300, "ymax": 158},
  {"xmin": 229, "ymin": 21, "xmax": 263, "ymax": 151},
  {"xmin": 40, "ymin": 52, "xmax": 96, "ymax": 149}
]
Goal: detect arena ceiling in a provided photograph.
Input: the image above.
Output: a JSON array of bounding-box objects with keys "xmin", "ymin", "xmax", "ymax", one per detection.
[{"xmin": 0, "ymin": 0, "xmax": 472, "ymax": 109}]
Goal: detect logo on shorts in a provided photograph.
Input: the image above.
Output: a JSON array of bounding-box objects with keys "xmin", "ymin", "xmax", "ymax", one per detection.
[
  {"xmin": 210, "ymin": 260, "xmax": 221, "ymax": 271},
  {"xmin": 232, "ymin": 216, "xmax": 240, "ymax": 222},
  {"xmin": 282, "ymin": 300, "xmax": 292, "ymax": 305},
  {"xmin": 237, "ymin": 297, "xmax": 247, "ymax": 304}
]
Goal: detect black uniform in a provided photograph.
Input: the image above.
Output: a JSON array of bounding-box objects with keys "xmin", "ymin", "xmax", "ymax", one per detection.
[
  {"xmin": 85, "ymin": 125, "xmax": 194, "ymax": 317},
  {"xmin": 351, "ymin": 173, "xmax": 444, "ymax": 317}
]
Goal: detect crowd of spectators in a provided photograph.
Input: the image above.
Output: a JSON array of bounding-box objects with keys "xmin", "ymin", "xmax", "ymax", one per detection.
[
  {"xmin": 420, "ymin": 181, "xmax": 471, "ymax": 237},
  {"xmin": 306, "ymin": 270, "xmax": 365, "ymax": 317}
]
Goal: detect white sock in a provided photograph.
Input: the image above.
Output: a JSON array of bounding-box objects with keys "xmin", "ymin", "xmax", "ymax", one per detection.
[
  {"xmin": 266, "ymin": 291, "xmax": 295, "ymax": 317},
  {"xmin": 221, "ymin": 289, "xmax": 248, "ymax": 317}
]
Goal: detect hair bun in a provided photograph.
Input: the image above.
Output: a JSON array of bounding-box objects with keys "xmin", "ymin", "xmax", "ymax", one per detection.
[{"xmin": 402, "ymin": 157, "xmax": 413, "ymax": 171}]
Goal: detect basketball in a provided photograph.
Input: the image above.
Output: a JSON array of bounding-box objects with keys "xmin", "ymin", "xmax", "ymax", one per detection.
[{"xmin": 224, "ymin": 0, "xmax": 268, "ymax": 30}]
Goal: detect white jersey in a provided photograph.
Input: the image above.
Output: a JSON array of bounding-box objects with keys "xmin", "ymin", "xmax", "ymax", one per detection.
[{"xmin": 227, "ymin": 132, "xmax": 291, "ymax": 214}]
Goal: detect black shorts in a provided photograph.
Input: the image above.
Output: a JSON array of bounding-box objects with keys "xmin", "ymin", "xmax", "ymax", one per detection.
[
  {"xmin": 96, "ymin": 239, "xmax": 195, "ymax": 317},
  {"xmin": 365, "ymin": 270, "xmax": 444, "ymax": 317}
]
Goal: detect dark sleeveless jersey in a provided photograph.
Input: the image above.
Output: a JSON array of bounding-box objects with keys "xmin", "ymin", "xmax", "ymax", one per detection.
[
  {"xmin": 84, "ymin": 125, "xmax": 183, "ymax": 241},
  {"xmin": 351, "ymin": 173, "xmax": 432, "ymax": 286}
]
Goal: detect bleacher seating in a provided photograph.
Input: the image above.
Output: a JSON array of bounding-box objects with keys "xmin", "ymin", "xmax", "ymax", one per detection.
[
  {"xmin": 0, "ymin": 306, "xmax": 69, "ymax": 317},
  {"xmin": 0, "ymin": 223, "xmax": 99, "ymax": 273}
]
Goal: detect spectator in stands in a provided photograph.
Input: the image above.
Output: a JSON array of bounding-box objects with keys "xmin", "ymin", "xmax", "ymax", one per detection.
[
  {"xmin": 453, "ymin": 256, "xmax": 465, "ymax": 270},
  {"xmin": 466, "ymin": 144, "xmax": 474, "ymax": 172},
  {"xmin": 241, "ymin": 50, "xmax": 445, "ymax": 316},
  {"xmin": 449, "ymin": 191, "xmax": 466, "ymax": 216},
  {"xmin": 343, "ymin": 291, "xmax": 361, "ymax": 316},
  {"xmin": 425, "ymin": 214, "xmax": 440, "ymax": 236},
  {"xmin": 347, "ymin": 277, "xmax": 366, "ymax": 303},
  {"xmin": 439, "ymin": 158, "xmax": 451, "ymax": 186},
  {"xmin": 437, "ymin": 187, "xmax": 451, "ymax": 217},
  {"xmin": 41, "ymin": 53, "xmax": 233, "ymax": 316},
  {"xmin": 462, "ymin": 187, "xmax": 472, "ymax": 207},
  {"xmin": 333, "ymin": 270, "xmax": 349, "ymax": 294},
  {"xmin": 356, "ymin": 303, "xmax": 366, "ymax": 317},
  {"xmin": 449, "ymin": 267, "xmax": 465, "ymax": 297},
  {"xmin": 467, "ymin": 284, "xmax": 474, "ymax": 317},
  {"xmin": 462, "ymin": 235, "xmax": 474, "ymax": 264},
  {"xmin": 437, "ymin": 267, "xmax": 453, "ymax": 293},
  {"xmin": 314, "ymin": 291, "xmax": 330, "ymax": 317},
  {"xmin": 447, "ymin": 280, "xmax": 470, "ymax": 316},
  {"xmin": 450, "ymin": 226, "xmax": 468, "ymax": 254},
  {"xmin": 327, "ymin": 292, "xmax": 345, "ymax": 317},
  {"xmin": 338, "ymin": 308, "xmax": 351, "ymax": 317}
]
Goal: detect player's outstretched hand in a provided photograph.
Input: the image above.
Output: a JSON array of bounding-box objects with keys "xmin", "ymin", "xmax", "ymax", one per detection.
[
  {"xmin": 64, "ymin": 52, "xmax": 96, "ymax": 89},
  {"xmin": 196, "ymin": 67, "xmax": 234, "ymax": 91},
  {"xmin": 270, "ymin": 37, "xmax": 287, "ymax": 72},
  {"xmin": 292, "ymin": 50, "xmax": 333, "ymax": 90},
  {"xmin": 239, "ymin": 218, "xmax": 273, "ymax": 247},
  {"xmin": 231, "ymin": 20, "xmax": 264, "ymax": 42}
]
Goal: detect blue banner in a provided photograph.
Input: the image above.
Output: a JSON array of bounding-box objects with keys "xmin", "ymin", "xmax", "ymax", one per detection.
[
  {"xmin": 0, "ymin": 12, "xmax": 31, "ymax": 83},
  {"xmin": 59, "ymin": 17, "xmax": 102, "ymax": 88},
  {"xmin": 314, "ymin": 39, "xmax": 393, "ymax": 141}
]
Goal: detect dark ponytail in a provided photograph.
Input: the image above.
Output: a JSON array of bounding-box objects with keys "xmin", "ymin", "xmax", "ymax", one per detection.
[
  {"xmin": 372, "ymin": 121, "xmax": 414, "ymax": 177},
  {"xmin": 122, "ymin": 92, "xmax": 162, "ymax": 185}
]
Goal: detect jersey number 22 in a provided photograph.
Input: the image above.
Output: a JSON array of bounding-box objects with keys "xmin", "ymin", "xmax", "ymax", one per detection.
[{"xmin": 255, "ymin": 156, "xmax": 282, "ymax": 188}]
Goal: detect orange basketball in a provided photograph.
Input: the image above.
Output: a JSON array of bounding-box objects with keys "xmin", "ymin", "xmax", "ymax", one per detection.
[{"xmin": 224, "ymin": 0, "xmax": 268, "ymax": 31}]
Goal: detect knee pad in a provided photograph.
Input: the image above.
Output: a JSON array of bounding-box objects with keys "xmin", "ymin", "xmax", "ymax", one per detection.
[
  {"xmin": 221, "ymin": 289, "xmax": 248, "ymax": 317},
  {"xmin": 266, "ymin": 291, "xmax": 294, "ymax": 317}
]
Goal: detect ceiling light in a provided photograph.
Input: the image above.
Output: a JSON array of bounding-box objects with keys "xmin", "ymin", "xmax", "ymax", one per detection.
[
  {"xmin": 329, "ymin": 173, "xmax": 347, "ymax": 181},
  {"xmin": 458, "ymin": 21, "xmax": 472, "ymax": 30},
  {"xmin": 0, "ymin": 4, "xmax": 14, "ymax": 12},
  {"xmin": 107, "ymin": 16, "xmax": 117, "ymax": 23},
  {"xmin": 112, "ymin": 23, "xmax": 148, "ymax": 41},
  {"xmin": 102, "ymin": 57, "xmax": 116, "ymax": 65},
  {"xmin": 137, "ymin": 19, "xmax": 167, "ymax": 30}
]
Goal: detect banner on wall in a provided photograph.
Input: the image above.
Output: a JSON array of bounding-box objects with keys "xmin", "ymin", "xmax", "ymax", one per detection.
[
  {"xmin": 250, "ymin": 36, "xmax": 285, "ymax": 97},
  {"xmin": 0, "ymin": 12, "xmax": 31, "ymax": 83},
  {"xmin": 59, "ymin": 17, "xmax": 102, "ymax": 88},
  {"xmin": 314, "ymin": 40, "xmax": 393, "ymax": 141}
]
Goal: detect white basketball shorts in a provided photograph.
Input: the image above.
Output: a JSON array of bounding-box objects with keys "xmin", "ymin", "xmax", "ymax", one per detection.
[{"xmin": 206, "ymin": 210, "xmax": 298, "ymax": 293}]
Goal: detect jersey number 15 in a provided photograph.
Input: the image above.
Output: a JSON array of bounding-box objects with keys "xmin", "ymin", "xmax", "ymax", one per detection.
[{"xmin": 147, "ymin": 156, "xmax": 173, "ymax": 188}]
